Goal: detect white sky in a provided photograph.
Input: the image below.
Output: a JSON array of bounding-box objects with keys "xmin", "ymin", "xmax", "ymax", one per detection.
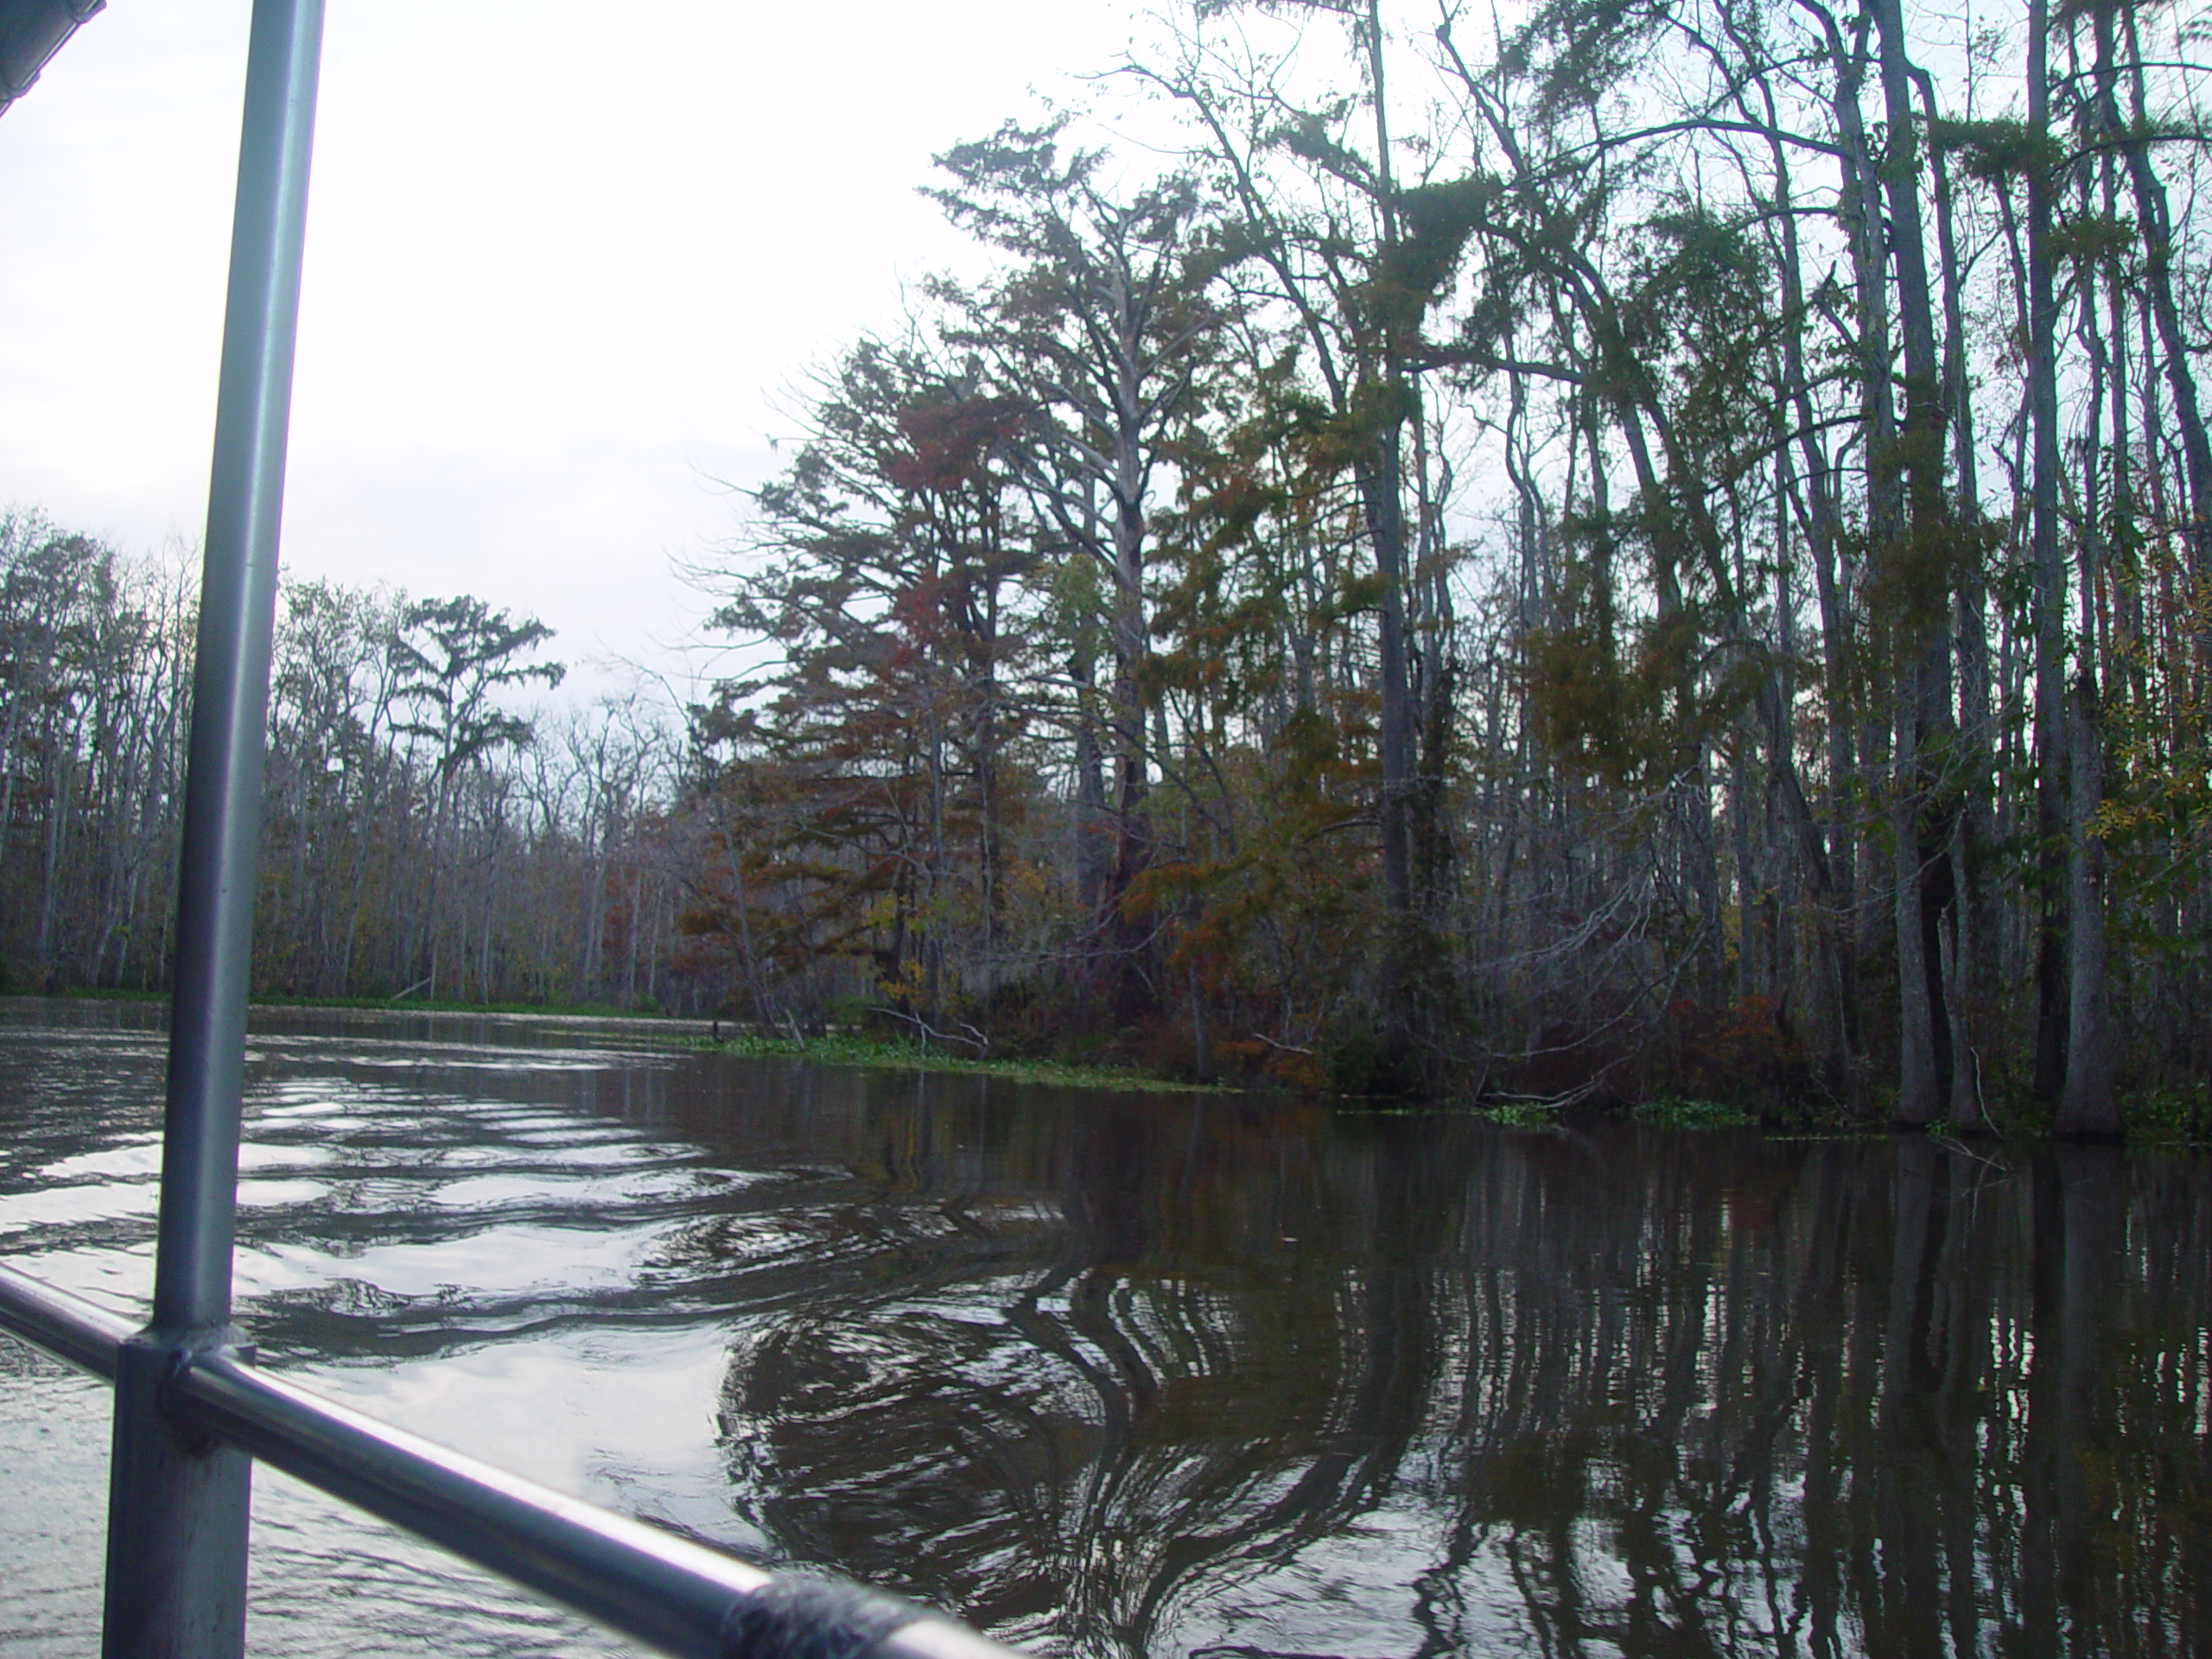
[{"xmin": 0, "ymin": 0, "xmax": 1145, "ymax": 697}]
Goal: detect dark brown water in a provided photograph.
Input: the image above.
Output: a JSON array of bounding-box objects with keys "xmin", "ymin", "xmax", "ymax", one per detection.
[{"xmin": 1, "ymin": 1000, "xmax": 2207, "ymax": 1657}]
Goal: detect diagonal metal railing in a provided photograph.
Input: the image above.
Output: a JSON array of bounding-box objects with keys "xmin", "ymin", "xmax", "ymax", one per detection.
[
  {"xmin": 0, "ymin": 5, "xmax": 1027, "ymax": 1656},
  {"xmin": 0, "ymin": 1264, "xmax": 1017, "ymax": 1659}
]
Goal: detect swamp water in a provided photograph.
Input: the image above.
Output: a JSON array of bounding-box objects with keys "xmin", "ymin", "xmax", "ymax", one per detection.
[{"xmin": 0, "ymin": 999, "xmax": 2206, "ymax": 1658}]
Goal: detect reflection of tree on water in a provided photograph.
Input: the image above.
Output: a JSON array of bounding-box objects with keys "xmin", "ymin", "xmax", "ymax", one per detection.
[
  {"xmin": 715, "ymin": 1091, "xmax": 1440, "ymax": 1653},
  {"xmin": 709, "ymin": 1089, "xmax": 2210, "ymax": 1659}
]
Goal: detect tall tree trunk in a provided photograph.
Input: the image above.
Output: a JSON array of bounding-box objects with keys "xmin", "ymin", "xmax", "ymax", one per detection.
[
  {"xmin": 2054, "ymin": 673, "xmax": 2117, "ymax": 1134},
  {"xmin": 1914, "ymin": 65, "xmax": 1993, "ymax": 1128},
  {"xmin": 2101, "ymin": 0, "xmax": 2212, "ymax": 606},
  {"xmin": 1872, "ymin": 0, "xmax": 1956, "ymax": 1122},
  {"xmin": 2028, "ymin": 0, "xmax": 2072, "ymax": 1103},
  {"xmin": 1105, "ymin": 353, "xmax": 1156, "ymax": 1021},
  {"xmin": 1820, "ymin": 1, "xmax": 1904, "ymax": 995},
  {"xmin": 1892, "ymin": 683, "xmax": 1942, "ymax": 1125},
  {"xmin": 1760, "ymin": 85, "xmax": 1862, "ymax": 1091}
]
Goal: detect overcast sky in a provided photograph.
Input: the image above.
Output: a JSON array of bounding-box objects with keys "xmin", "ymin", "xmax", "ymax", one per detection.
[{"xmin": 1, "ymin": 1, "xmax": 1143, "ymax": 697}]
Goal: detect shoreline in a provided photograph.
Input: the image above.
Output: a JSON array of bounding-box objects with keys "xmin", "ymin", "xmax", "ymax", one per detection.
[{"xmin": 3, "ymin": 993, "xmax": 1210, "ymax": 1093}]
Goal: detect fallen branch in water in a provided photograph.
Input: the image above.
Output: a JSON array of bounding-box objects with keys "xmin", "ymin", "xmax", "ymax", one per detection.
[{"xmin": 868, "ymin": 1006, "xmax": 989, "ymax": 1055}]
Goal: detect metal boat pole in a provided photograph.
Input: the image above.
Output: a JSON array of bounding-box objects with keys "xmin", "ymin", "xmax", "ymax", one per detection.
[{"xmin": 101, "ymin": 3, "xmax": 324, "ymax": 1654}]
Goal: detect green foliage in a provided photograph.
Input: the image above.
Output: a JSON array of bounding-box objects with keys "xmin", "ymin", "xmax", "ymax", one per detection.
[
  {"xmin": 703, "ymin": 1031, "xmax": 1217, "ymax": 1092},
  {"xmin": 1267, "ymin": 104, "xmax": 1370, "ymax": 191},
  {"xmin": 1929, "ymin": 115, "xmax": 2063, "ymax": 182},
  {"xmin": 2050, "ymin": 213, "xmax": 2137, "ymax": 266},
  {"xmin": 2121, "ymin": 1083, "xmax": 2212, "ymax": 1144},
  {"xmin": 1521, "ymin": 559, "xmax": 1751, "ymax": 787},
  {"xmin": 389, "ymin": 595, "xmax": 563, "ymax": 777},
  {"xmin": 689, "ymin": 330, "xmax": 1046, "ymax": 1031},
  {"xmin": 1513, "ymin": 0, "xmax": 1671, "ymax": 125},
  {"xmin": 1474, "ymin": 1096, "xmax": 1563, "ymax": 1127},
  {"xmin": 1632, "ymin": 1096, "xmax": 1751, "ymax": 1129},
  {"xmin": 1861, "ymin": 518, "xmax": 2001, "ymax": 665},
  {"xmin": 2089, "ymin": 553, "xmax": 2212, "ymax": 932},
  {"xmin": 1369, "ymin": 175, "xmax": 1493, "ymax": 341},
  {"xmin": 1323, "ymin": 1033, "xmax": 1393, "ymax": 1095}
]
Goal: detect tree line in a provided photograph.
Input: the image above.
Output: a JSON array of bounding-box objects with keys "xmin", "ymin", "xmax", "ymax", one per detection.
[
  {"xmin": 8, "ymin": 0, "xmax": 2209, "ymax": 1126},
  {"xmin": 687, "ymin": 0, "xmax": 2212, "ymax": 1129},
  {"xmin": 0, "ymin": 512, "xmax": 692, "ymax": 1013}
]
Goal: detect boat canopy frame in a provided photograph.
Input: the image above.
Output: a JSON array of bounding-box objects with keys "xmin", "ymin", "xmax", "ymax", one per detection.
[{"xmin": 0, "ymin": 0, "xmax": 103, "ymax": 118}]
